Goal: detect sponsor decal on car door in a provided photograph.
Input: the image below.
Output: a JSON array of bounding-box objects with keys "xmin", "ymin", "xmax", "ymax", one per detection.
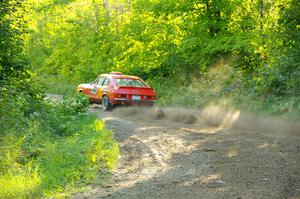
[{"xmin": 92, "ymin": 76, "xmax": 105, "ymax": 101}]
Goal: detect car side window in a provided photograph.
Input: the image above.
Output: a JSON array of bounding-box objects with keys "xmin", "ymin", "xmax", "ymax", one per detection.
[
  {"xmin": 102, "ymin": 77, "xmax": 111, "ymax": 86},
  {"xmin": 95, "ymin": 76, "xmax": 105, "ymax": 86}
]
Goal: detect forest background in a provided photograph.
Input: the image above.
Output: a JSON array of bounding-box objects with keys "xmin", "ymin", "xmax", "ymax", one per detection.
[{"xmin": 27, "ymin": 0, "xmax": 300, "ymax": 118}]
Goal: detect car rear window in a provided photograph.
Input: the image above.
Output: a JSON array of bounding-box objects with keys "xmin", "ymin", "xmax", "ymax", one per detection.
[{"xmin": 115, "ymin": 78, "xmax": 147, "ymax": 87}]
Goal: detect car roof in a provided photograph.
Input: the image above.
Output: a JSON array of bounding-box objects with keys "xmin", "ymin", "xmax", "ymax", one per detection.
[{"xmin": 102, "ymin": 74, "xmax": 141, "ymax": 80}]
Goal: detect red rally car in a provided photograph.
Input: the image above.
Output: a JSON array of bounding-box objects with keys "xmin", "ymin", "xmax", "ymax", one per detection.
[{"xmin": 77, "ymin": 72, "xmax": 156, "ymax": 110}]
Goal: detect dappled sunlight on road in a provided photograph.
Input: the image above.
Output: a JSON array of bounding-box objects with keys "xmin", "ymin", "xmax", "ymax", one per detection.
[
  {"xmin": 257, "ymin": 142, "xmax": 278, "ymax": 149},
  {"xmin": 182, "ymin": 173, "xmax": 221, "ymax": 187},
  {"xmin": 227, "ymin": 146, "xmax": 239, "ymax": 158},
  {"xmin": 74, "ymin": 104, "xmax": 300, "ymax": 199},
  {"xmin": 109, "ymin": 130, "xmax": 207, "ymax": 192},
  {"xmin": 135, "ymin": 126, "xmax": 165, "ymax": 131}
]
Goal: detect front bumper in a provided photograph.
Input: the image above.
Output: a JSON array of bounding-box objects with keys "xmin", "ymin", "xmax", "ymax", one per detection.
[{"xmin": 111, "ymin": 98, "xmax": 156, "ymax": 106}]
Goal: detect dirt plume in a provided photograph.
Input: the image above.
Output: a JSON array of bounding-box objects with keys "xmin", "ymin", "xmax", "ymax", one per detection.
[
  {"xmin": 115, "ymin": 105, "xmax": 299, "ymax": 136},
  {"xmin": 116, "ymin": 107, "xmax": 201, "ymax": 125}
]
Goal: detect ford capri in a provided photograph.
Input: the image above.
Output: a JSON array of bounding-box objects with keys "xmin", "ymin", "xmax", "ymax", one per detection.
[{"xmin": 77, "ymin": 72, "xmax": 156, "ymax": 110}]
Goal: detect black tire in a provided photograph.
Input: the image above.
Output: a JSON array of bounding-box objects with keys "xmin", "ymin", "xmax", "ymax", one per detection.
[{"xmin": 102, "ymin": 95, "xmax": 112, "ymax": 111}]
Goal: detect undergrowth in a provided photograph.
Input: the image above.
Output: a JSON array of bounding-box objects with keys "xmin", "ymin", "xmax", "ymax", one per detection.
[
  {"xmin": 0, "ymin": 95, "xmax": 118, "ymax": 198},
  {"xmin": 34, "ymin": 74, "xmax": 80, "ymax": 97},
  {"xmin": 149, "ymin": 62, "xmax": 300, "ymax": 121}
]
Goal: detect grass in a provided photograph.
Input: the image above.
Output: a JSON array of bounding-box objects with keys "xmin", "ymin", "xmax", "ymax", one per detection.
[
  {"xmin": 0, "ymin": 114, "xmax": 119, "ymax": 198},
  {"xmin": 40, "ymin": 117, "xmax": 118, "ymax": 197},
  {"xmin": 0, "ymin": 168, "xmax": 40, "ymax": 198}
]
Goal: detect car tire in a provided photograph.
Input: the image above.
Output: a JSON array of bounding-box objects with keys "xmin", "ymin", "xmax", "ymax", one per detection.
[{"xmin": 102, "ymin": 95, "xmax": 112, "ymax": 111}]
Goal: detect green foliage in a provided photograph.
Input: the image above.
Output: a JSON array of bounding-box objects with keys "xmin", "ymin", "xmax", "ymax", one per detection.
[
  {"xmin": 38, "ymin": 116, "xmax": 118, "ymax": 197},
  {"xmin": 268, "ymin": 0, "xmax": 300, "ymax": 96},
  {"xmin": 0, "ymin": 0, "xmax": 28, "ymax": 80},
  {"xmin": 25, "ymin": 0, "xmax": 299, "ymax": 99},
  {"xmin": 0, "ymin": 97, "xmax": 118, "ymax": 198},
  {"xmin": 31, "ymin": 74, "xmax": 80, "ymax": 96}
]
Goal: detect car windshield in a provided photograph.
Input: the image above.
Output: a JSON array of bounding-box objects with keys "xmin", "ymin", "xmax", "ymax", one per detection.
[{"xmin": 115, "ymin": 78, "xmax": 148, "ymax": 87}]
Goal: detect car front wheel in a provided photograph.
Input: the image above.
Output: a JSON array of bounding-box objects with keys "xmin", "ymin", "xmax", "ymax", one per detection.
[{"xmin": 102, "ymin": 95, "xmax": 112, "ymax": 111}]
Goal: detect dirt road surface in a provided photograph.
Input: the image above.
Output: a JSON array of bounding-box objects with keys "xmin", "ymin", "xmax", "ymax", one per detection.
[{"xmin": 74, "ymin": 105, "xmax": 300, "ymax": 199}]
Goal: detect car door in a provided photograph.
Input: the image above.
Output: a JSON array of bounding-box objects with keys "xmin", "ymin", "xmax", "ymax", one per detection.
[
  {"xmin": 101, "ymin": 77, "xmax": 111, "ymax": 97},
  {"xmin": 89, "ymin": 76, "xmax": 105, "ymax": 101}
]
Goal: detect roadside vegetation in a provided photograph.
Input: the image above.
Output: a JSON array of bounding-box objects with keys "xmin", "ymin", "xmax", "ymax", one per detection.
[
  {"xmin": 0, "ymin": 1, "xmax": 118, "ymax": 198},
  {"xmin": 0, "ymin": 95, "xmax": 118, "ymax": 198}
]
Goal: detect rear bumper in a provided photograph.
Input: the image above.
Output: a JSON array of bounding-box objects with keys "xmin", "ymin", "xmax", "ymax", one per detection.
[{"xmin": 111, "ymin": 98, "xmax": 156, "ymax": 106}]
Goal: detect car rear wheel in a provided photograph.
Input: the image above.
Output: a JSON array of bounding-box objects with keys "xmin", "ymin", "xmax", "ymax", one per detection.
[{"xmin": 102, "ymin": 95, "xmax": 112, "ymax": 111}]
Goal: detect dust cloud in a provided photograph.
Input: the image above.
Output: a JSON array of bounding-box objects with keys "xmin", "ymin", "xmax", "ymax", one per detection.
[{"xmin": 115, "ymin": 105, "xmax": 299, "ymax": 136}]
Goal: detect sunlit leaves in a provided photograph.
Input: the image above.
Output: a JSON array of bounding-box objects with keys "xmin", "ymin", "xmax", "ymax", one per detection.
[{"xmin": 23, "ymin": 0, "xmax": 300, "ymax": 97}]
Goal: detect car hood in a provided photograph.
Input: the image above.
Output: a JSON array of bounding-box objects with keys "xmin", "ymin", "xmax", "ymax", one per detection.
[{"xmin": 78, "ymin": 83, "xmax": 94, "ymax": 89}]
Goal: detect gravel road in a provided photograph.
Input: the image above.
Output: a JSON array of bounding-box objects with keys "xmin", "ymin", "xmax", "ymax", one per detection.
[{"xmin": 74, "ymin": 105, "xmax": 300, "ymax": 199}]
